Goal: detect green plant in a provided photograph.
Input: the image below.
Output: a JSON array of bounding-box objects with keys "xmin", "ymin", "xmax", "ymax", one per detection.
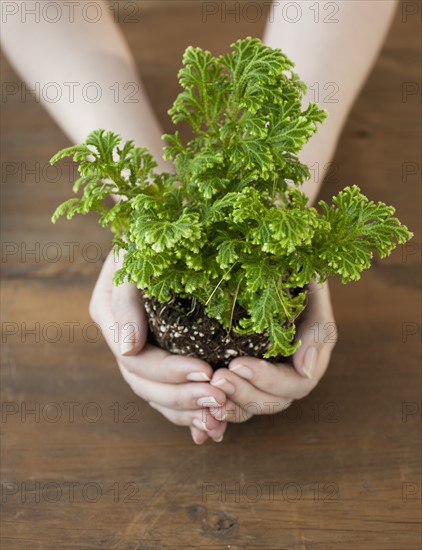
[{"xmin": 51, "ymin": 37, "xmax": 413, "ymax": 358}]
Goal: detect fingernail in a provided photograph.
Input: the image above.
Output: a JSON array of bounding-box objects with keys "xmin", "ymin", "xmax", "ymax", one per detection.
[
  {"xmin": 213, "ymin": 435, "xmax": 224, "ymax": 443},
  {"xmin": 303, "ymin": 346, "xmax": 317, "ymax": 379},
  {"xmin": 210, "ymin": 378, "xmax": 236, "ymax": 395},
  {"xmin": 187, "ymin": 372, "xmax": 211, "ymax": 382},
  {"xmin": 210, "ymin": 408, "xmax": 227, "ymax": 421},
  {"xmin": 120, "ymin": 341, "xmax": 134, "ymax": 356},
  {"xmin": 192, "ymin": 418, "xmax": 210, "ymax": 432},
  {"xmin": 192, "ymin": 432, "xmax": 205, "ymax": 445},
  {"xmin": 229, "ymin": 363, "xmax": 253, "ymax": 379},
  {"xmin": 197, "ymin": 396, "xmax": 222, "ymax": 407},
  {"xmin": 120, "ymin": 323, "xmax": 138, "ymax": 356}
]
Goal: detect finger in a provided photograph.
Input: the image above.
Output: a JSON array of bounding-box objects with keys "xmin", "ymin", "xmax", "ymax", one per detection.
[
  {"xmin": 103, "ymin": 248, "xmax": 149, "ymax": 356},
  {"xmin": 292, "ymin": 279, "xmax": 337, "ymax": 380},
  {"xmin": 89, "ymin": 250, "xmax": 145, "ymax": 356},
  {"xmin": 210, "ymin": 397, "xmax": 293, "ymax": 424},
  {"xmin": 210, "ymin": 368, "xmax": 291, "ymax": 413},
  {"xmin": 207, "ymin": 424, "xmax": 227, "ymax": 442},
  {"xmin": 118, "ymin": 343, "xmax": 214, "ymax": 385},
  {"xmin": 190, "ymin": 426, "xmax": 209, "ymax": 445},
  {"xmin": 89, "ymin": 249, "xmax": 119, "ymax": 322},
  {"xmin": 111, "ymin": 279, "xmax": 149, "ymax": 356},
  {"xmin": 208, "ymin": 398, "xmax": 255, "ymax": 424},
  {"xmin": 196, "ymin": 407, "xmax": 228, "ymax": 441},
  {"xmin": 119, "ymin": 365, "xmax": 226, "ymax": 410},
  {"xmin": 149, "ymin": 402, "xmax": 227, "ymax": 442},
  {"xmin": 222, "ymin": 356, "xmax": 314, "ymax": 400},
  {"xmin": 190, "ymin": 422, "xmax": 227, "ymax": 443}
]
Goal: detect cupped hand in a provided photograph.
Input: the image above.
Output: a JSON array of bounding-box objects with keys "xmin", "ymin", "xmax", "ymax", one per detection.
[
  {"xmin": 89, "ymin": 250, "xmax": 227, "ymax": 444},
  {"xmin": 207, "ymin": 280, "xmax": 337, "ymax": 423}
]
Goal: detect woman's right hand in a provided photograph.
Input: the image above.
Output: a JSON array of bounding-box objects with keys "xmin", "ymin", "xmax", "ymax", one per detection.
[{"xmin": 89, "ymin": 250, "xmax": 227, "ymax": 444}]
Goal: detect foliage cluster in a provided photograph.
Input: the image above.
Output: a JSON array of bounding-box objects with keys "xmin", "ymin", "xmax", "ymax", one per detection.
[{"xmin": 52, "ymin": 38, "xmax": 412, "ymax": 357}]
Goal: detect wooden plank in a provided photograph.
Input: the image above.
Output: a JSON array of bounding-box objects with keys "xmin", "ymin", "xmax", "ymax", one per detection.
[{"xmin": 1, "ymin": 1, "xmax": 420, "ymax": 549}]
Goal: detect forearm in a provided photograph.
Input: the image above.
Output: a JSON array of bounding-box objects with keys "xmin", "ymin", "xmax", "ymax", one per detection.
[
  {"xmin": 264, "ymin": 0, "xmax": 398, "ymax": 204},
  {"xmin": 1, "ymin": 0, "xmax": 171, "ymax": 172}
]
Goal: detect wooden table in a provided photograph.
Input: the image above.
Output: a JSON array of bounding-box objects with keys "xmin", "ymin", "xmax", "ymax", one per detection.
[{"xmin": 1, "ymin": 2, "xmax": 420, "ymax": 548}]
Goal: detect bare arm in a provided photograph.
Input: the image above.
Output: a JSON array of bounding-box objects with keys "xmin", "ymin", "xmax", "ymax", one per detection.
[
  {"xmin": 0, "ymin": 0, "xmax": 172, "ymax": 172},
  {"xmin": 207, "ymin": 0, "xmax": 402, "ymax": 428},
  {"xmin": 264, "ymin": 0, "xmax": 398, "ymax": 204},
  {"xmin": 1, "ymin": 0, "xmax": 224, "ymax": 445}
]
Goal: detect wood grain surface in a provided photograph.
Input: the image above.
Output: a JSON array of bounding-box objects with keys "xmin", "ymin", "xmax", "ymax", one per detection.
[{"xmin": 1, "ymin": 1, "xmax": 421, "ymax": 549}]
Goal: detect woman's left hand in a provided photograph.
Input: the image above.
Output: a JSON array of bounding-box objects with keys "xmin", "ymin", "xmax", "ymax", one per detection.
[{"xmin": 207, "ymin": 280, "xmax": 337, "ymax": 424}]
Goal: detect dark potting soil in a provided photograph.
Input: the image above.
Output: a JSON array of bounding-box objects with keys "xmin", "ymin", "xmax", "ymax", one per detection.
[{"xmin": 142, "ymin": 291, "xmax": 306, "ymax": 370}]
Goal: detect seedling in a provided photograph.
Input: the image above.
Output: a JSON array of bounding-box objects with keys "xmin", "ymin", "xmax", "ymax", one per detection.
[{"xmin": 51, "ymin": 38, "xmax": 412, "ymax": 367}]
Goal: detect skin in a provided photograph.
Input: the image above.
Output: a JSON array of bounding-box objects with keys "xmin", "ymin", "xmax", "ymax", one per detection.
[
  {"xmin": 89, "ymin": 250, "xmax": 228, "ymax": 443},
  {"xmin": 208, "ymin": 279, "xmax": 337, "ymax": 425},
  {"xmin": 2, "ymin": 0, "xmax": 398, "ymax": 443}
]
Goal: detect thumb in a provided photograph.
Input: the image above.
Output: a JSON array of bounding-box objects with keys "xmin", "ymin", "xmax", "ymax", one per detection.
[
  {"xmin": 111, "ymin": 280, "xmax": 149, "ymax": 357},
  {"xmin": 292, "ymin": 280, "xmax": 337, "ymax": 379}
]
